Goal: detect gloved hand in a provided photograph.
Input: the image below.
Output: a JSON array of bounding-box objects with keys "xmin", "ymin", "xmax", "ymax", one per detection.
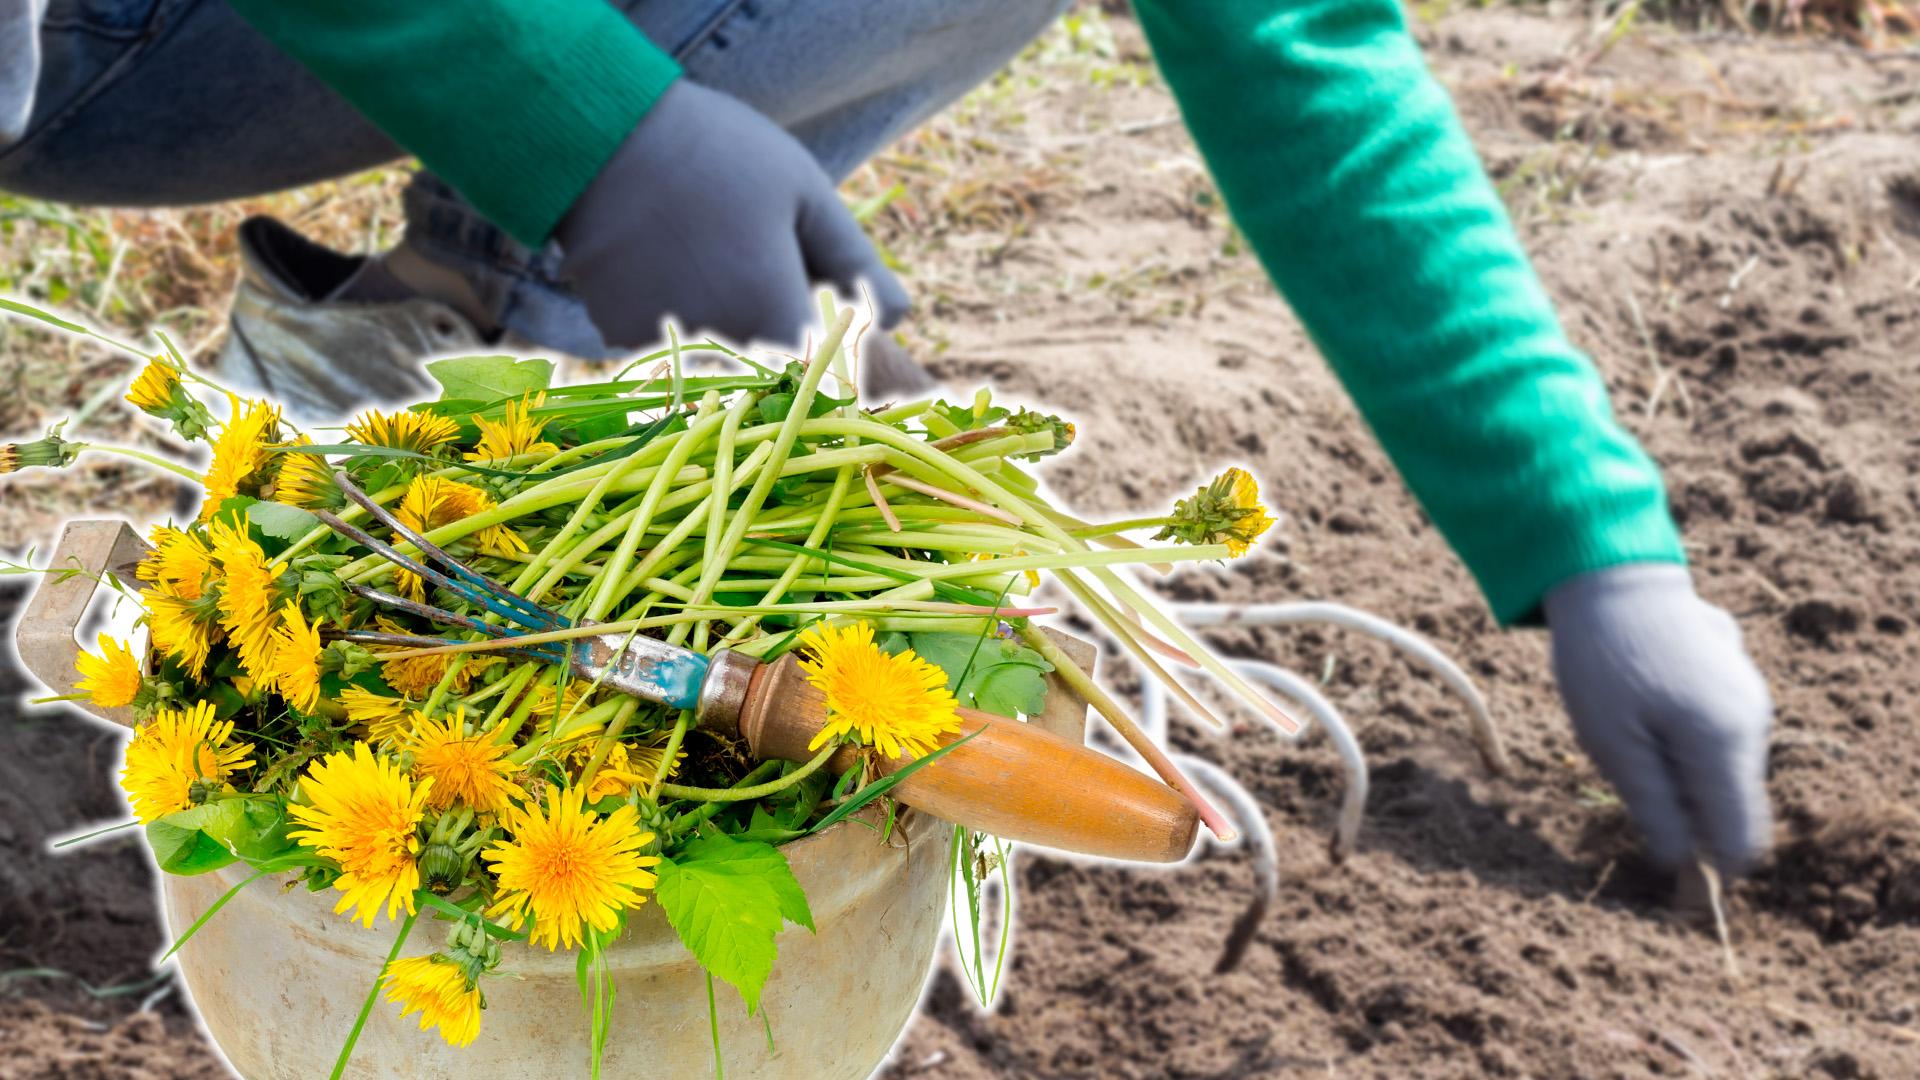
[
  {"xmin": 555, "ymin": 80, "xmax": 910, "ymax": 350},
  {"xmin": 1543, "ymin": 562, "xmax": 1773, "ymax": 875}
]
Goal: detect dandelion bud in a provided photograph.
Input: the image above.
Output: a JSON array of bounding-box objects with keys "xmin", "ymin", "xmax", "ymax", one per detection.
[
  {"xmin": 186, "ymin": 778, "xmax": 219, "ymax": 806},
  {"xmin": 446, "ymin": 919, "xmax": 504, "ymax": 973},
  {"xmin": 1006, "ymin": 408, "xmax": 1075, "ymax": 460},
  {"xmin": 420, "ymin": 841, "xmax": 467, "ymax": 892},
  {"xmin": 0, "ymin": 428, "xmax": 79, "ymax": 474},
  {"xmin": 126, "ymin": 357, "xmax": 217, "ymax": 441},
  {"xmin": 1153, "ymin": 467, "xmax": 1277, "ymax": 558}
]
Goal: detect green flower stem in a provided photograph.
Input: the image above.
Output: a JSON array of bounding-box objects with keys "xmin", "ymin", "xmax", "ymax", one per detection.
[
  {"xmin": 508, "ymin": 697, "xmax": 626, "ymax": 765},
  {"xmin": 611, "ymin": 559, "xmax": 707, "ymax": 628},
  {"xmin": 508, "ymin": 400, "xmax": 708, "ymax": 596},
  {"xmin": 718, "ymin": 342, "xmax": 867, "ymax": 645},
  {"xmin": 823, "ymin": 529, "xmax": 1043, "ymax": 556},
  {"xmin": 816, "ymin": 415, "xmax": 1269, "ymax": 836},
  {"xmin": 1065, "ymin": 516, "xmax": 1170, "ymax": 539},
  {"xmin": 749, "ymin": 503, "xmax": 1004, "ymax": 533},
  {"xmin": 585, "ymin": 399, "xmax": 728, "ymax": 621},
  {"xmin": 588, "ymin": 440, "xmax": 895, "ymax": 612},
  {"xmin": 704, "ymin": 573, "xmax": 988, "ymax": 594},
  {"xmin": 1055, "ymin": 567, "xmax": 1223, "ymax": 730},
  {"xmin": 668, "ymin": 761, "xmax": 784, "ymax": 833},
  {"xmin": 574, "ymin": 697, "xmax": 642, "ymax": 793},
  {"xmin": 526, "ymin": 443, "xmax": 770, "ymax": 604},
  {"xmin": 337, "ymin": 463, "xmax": 707, "ymax": 583},
  {"xmin": 519, "ymin": 495, "xmax": 674, "ymax": 603},
  {"xmin": 73, "ymin": 443, "xmax": 201, "ymax": 481},
  {"xmin": 479, "ymin": 662, "xmax": 540, "ymax": 730},
  {"xmin": 647, "ymin": 711, "xmax": 693, "ymax": 799},
  {"xmin": 430, "ymin": 806, "xmax": 475, "ymax": 844},
  {"xmin": 704, "ymin": 395, "xmax": 754, "ymax": 582},
  {"xmin": 679, "ymin": 308, "xmax": 852, "ymax": 632},
  {"xmin": 657, "ymin": 743, "xmax": 835, "ymax": 802},
  {"xmin": 597, "ymin": 452, "xmax": 770, "ymax": 617},
  {"xmin": 491, "ymin": 663, "xmax": 564, "ymax": 748},
  {"xmin": 717, "ymin": 450, "xmax": 858, "ymax": 646},
  {"xmin": 422, "ymin": 655, "xmax": 472, "ymax": 716},
  {"xmin": 871, "ymin": 398, "xmax": 935, "ymax": 424}
]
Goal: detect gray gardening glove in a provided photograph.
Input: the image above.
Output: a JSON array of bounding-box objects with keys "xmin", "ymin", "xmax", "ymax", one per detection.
[
  {"xmin": 1543, "ymin": 563, "xmax": 1773, "ymax": 875},
  {"xmin": 554, "ymin": 80, "xmax": 910, "ymax": 350}
]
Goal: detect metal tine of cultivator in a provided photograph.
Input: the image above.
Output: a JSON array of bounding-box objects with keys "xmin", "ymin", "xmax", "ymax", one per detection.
[
  {"xmin": 1139, "ymin": 657, "xmax": 1368, "ymax": 861},
  {"xmin": 1171, "ymin": 601, "xmax": 1508, "ymax": 776},
  {"xmin": 328, "ymin": 627, "xmax": 566, "ymax": 665},
  {"xmin": 312, "ymin": 507, "xmax": 548, "ymax": 633},
  {"xmin": 1171, "ymin": 753, "xmax": 1278, "ymax": 976},
  {"xmin": 1230, "ymin": 659, "xmax": 1369, "ymax": 862},
  {"xmin": 330, "ymin": 469, "xmax": 568, "ymax": 633},
  {"xmin": 343, "ymin": 583, "xmax": 569, "ymax": 663}
]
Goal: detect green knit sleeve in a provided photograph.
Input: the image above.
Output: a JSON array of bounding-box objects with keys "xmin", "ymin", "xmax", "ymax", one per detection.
[
  {"xmin": 222, "ymin": 0, "xmax": 680, "ymax": 248},
  {"xmin": 1131, "ymin": 0, "xmax": 1684, "ymax": 623}
]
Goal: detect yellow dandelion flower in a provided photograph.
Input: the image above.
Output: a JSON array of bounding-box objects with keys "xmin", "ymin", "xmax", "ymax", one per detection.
[
  {"xmin": 145, "ymin": 591, "xmax": 217, "ymax": 679},
  {"xmin": 566, "ymin": 736, "xmax": 682, "ymax": 802},
  {"xmin": 626, "ymin": 736, "xmax": 684, "ymax": 786},
  {"xmin": 483, "ymin": 788, "xmax": 660, "ymax": 951},
  {"xmin": 272, "ymin": 436, "xmax": 341, "ymax": 510},
  {"xmin": 343, "ymin": 686, "xmax": 415, "ymax": 743},
  {"xmin": 119, "ymin": 701, "xmax": 255, "ymax": 823},
  {"xmin": 466, "ymin": 393, "xmax": 558, "ymax": 462},
  {"xmin": 266, "ymin": 601, "xmax": 325, "ymax": 713},
  {"xmin": 1218, "ymin": 467, "xmax": 1275, "ymax": 557},
  {"xmin": 137, "ymin": 525, "xmax": 216, "ymax": 600},
  {"xmin": 74, "ymin": 634, "xmax": 142, "ymax": 709},
  {"xmin": 126, "ymin": 356, "xmax": 179, "ymax": 412},
  {"xmin": 383, "ymin": 955, "xmax": 484, "ymax": 1047},
  {"xmin": 524, "ymin": 678, "xmax": 594, "ymax": 732},
  {"xmin": 796, "ymin": 620, "xmax": 962, "ymax": 760},
  {"xmin": 404, "ymin": 709, "xmax": 526, "ymax": 814},
  {"xmin": 375, "ymin": 619, "xmax": 494, "ymax": 698},
  {"xmin": 347, "ymin": 409, "xmax": 463, "ymax": 456},
  {"xmin": 200, "ymin": 397, "xmax": 281, "ymax": 521},
  {"xmin": 288, "ymin": 743, "xmax": 432, "ymax": 927},
  {"xmin": 210, "ymin": 519, "xmax": 286, "ymax": 677},
  {"xmin": 1156, "ymin": 468, "xmax": 1276, "ymax": 558},
  {"xmin": 389, "ymin": 476, "xmax": 524, "ymax": 599}
]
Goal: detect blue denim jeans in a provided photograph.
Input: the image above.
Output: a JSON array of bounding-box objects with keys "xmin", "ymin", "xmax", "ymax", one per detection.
[{"xmin": 0, "ymin": 0, "xmax": 1066, "ymax": 352}]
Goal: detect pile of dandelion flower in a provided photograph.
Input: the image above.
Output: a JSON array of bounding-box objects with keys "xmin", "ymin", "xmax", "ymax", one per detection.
[{"xmin": 13, "ymin": 306, "xmax": 1296, "ymax": 1067}]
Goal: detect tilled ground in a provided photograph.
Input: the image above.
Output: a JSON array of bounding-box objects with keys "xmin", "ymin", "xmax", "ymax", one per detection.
[{"xmin": 4, "ymin": 6, "xmax": 1919, "ymax": 1078}]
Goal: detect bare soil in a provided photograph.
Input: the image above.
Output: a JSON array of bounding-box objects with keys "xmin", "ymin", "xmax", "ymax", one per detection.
[{"xmin": 5, "ymin": 6, "xmax": 1920, "ymax": 1078}]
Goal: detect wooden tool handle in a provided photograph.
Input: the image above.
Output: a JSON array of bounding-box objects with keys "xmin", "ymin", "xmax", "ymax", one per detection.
[{"xmin": 736, "ymin": 655, "xmax": 1198, "ymax": 863}]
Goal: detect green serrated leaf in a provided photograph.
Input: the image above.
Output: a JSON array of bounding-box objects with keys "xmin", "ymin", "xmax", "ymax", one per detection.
[
  {"xmin": 655, "ymin": 833, "xmax": 814, "ymax": 1013},
  {"xmin": 425, "ymin": 355, "xmax": 553, "ymax": 402}
]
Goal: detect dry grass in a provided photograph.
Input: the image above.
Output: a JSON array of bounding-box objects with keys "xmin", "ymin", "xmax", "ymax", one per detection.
[{"xmin": 0, "ymin": 170, "xmax": 409, "ymax": 545}]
